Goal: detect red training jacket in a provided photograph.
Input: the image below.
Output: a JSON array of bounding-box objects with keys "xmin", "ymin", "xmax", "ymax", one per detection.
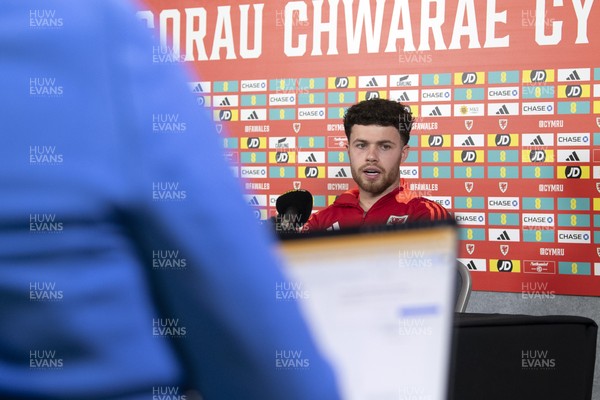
[{"xmin": 303, "ymin": 185, "xmax": 451, "ymax": 232}]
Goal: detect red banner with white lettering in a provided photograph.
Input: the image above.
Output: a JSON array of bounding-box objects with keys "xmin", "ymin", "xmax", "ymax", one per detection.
[{"xmin": 141, "ymin": 0, "xmax": 600, "ymax": 296}]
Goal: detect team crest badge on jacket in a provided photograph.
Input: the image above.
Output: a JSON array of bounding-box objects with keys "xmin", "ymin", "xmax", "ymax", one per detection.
[{"xmin": 386, "ymin": 215, "xmax": 408, "ymax": 225}]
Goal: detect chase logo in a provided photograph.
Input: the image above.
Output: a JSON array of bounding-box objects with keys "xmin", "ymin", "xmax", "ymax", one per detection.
[
  {"xmin": 298, "ymin": 108, "xmax": 325, "ymax": 120},
  {"xmin": 240, "ymin": 166, "xmax": 267, "ymax": 177},
  {"xmin": 455, "ymin": 212, "xmax": 486, "ymax": 226},
  {"xmin": 522, "ymin": 213, "xmax": 555, "ymax": 228},
  {"xmin": 488, "ymin": 197, "xmax": 519, "ymax": 210},
  {"xmin": 421, "ymin": 89, "xmax": 451, "ymax": 102},
  {"xmin": 455, "ymin": 72, "xmax": 485, "ymax": 85},
  {"xmin": 269, "ymin": 94, "xmax": 296, "ymax": 105},
  {"xmin": 556, "ymin": 133, "xmax": 589, "ymax": 146},
  {"xmin": 487, "ymin": 87, "xmax": 520, "ymax": 100},
  {"xmin": 240, "ymin": 79, "xmax": 267, "ymax": 92},
  {"xmin": 400, "ymin": 166, "xmax": 419, "ymax": 178},
  {"xmin": 490, "ymin": 259, "xmax": 521, "ymax": 272},
  {"xmin": 557, "ymin": 230, "xmax": 591, "ymax": 243},
  {"xmin": 522, "ymin": 102, "xmax": 554, "ymax": 115}
]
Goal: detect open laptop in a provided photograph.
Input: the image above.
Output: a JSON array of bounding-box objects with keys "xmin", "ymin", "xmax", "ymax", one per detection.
[{"xmin": 278, "ymin": 221, "xmax": 458, "ymax": 400}]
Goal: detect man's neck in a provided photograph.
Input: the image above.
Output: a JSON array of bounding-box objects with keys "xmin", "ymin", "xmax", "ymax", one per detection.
[{"xmin": 358, "ymin": 184, "xmax": 399, "ymax": 212}]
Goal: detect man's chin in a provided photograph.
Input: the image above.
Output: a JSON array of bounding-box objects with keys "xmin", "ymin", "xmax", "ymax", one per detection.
[{"xmin": 358, "ymin": 180, "xmax": 388, "ymax": 196}]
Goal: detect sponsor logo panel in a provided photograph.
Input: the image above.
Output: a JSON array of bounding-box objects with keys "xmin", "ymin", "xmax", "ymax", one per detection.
[
  {"xmin": 522, "ymin": 230, "xmax": 555, "ymax": 242},
  {"xmin": 421, "ymin": 73, "xmax": 452, "ymax": 86},
  {"xmin": 458, "ymin": 258, "xmax": 487, "ymax": 272},
  {"xmin": 421, "ymin": 166, "xmax": 450, "ymax": 179},
  {"xmin": 558, "ymin": 262, "xmax": 591, "ymax": 275},
  {"xmin": 489, "ymin": 259, "xmax": 521, "ymax": 272}
]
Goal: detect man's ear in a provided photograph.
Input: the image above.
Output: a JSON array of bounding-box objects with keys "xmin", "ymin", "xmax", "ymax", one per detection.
[
  {"xmin": 346, "ymin": 142, "xmax": 351, "ymax": 162},
  {"xmin": 400, "ymin": 145, "xmax": 411, "ymax": 163}
]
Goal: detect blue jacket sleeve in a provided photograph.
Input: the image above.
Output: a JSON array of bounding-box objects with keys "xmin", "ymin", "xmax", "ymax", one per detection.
[
  {"xmin": 0, "ymin": 0, "xmax": 340, "ymax": 399},
  {"xmin": 105, "ymin": 2, "xmax": 341, "ymax": 399}
]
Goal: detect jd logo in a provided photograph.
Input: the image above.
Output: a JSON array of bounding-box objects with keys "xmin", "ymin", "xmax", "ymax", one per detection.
[
  {"xmin": 366, "ymin": 91, "xmax": 380, "ymax": 100},
  {"xmin": 565, "ymin": 85, "xmax": 582, "ymax": 97},
  {"xmin": 461, "ymin": 150, "xmax": 477, "ymax": 162},
  {"xmin": 462, "ymin": 72, "xmax": 477, "ymax": 84},
  {"xmin": 530, "ymin": 70, "xmax": 547, "ymax": 82},
  {"xmin": 246, "ymin": 137, "xmax": 260, "ymax": 148},
  {"xmin": 495, "ymin": 134, "xmax": 511, "ymax": 146},
  {"xmin": 428, "ymin": 135, "xmax": 443, "ymax": 147},
  {"xmin": 497, "ymin": 260, "xmax": 513, "ymax": 272},
  {"xmin": 335, "ymin": 77, "xmax": 349, "ymax": 88},
  {"xmin": 219, "ymin": 110, "xmax": 232, "ymax": 121},
  {"xmin": 529, "ymin": 150, "xmax": 546, "ymax": 162},
  {"xmin": 304, "ymin": 167, "xmax": 319, "ymax": 178},
  {"xmin": 275, "ymin": 152, "xmax": 289, "ymax": 163},
  {"xmin": 565, "ymin": 166, "xmax": 582, "ymax": 179}
]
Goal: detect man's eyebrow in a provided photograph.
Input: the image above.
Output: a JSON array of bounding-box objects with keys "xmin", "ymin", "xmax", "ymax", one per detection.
[{"xmin": 352, "ymin": 138, "xmax": 396, "ymax": 145}]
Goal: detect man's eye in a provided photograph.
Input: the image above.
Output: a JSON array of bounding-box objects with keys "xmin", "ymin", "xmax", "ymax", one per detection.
[
  {"xmin": 355, "ymin": 143, "xmax": 365, "ymax": 149},
  {"xmin": 381, "ymin": 145, "xmax": 391, "ymax": 150}
]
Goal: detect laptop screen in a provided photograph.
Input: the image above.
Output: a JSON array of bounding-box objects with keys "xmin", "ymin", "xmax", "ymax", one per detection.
[{"xmin": 278, "ymin": 222, "xmax": 457, "ymax": 400}]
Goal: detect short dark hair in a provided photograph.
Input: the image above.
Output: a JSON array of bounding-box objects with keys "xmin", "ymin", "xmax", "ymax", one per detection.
[{"xmin": 343, "ymin": 99, "xmax": 413, "ymax": 145}]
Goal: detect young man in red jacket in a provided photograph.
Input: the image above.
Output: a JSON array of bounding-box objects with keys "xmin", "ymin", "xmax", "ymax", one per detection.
[{"xmin": 303, "ymin": 98, "xmax": 451, "ymax": 232}]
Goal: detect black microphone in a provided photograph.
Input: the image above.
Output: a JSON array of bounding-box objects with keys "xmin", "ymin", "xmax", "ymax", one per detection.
[{"xmin": 275, "ymin": 189, "xmax": 313, "ymax": 232}]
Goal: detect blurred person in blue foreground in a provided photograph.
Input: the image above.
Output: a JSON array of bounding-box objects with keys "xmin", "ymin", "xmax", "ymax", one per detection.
[{"xmin": 0, "ymin": 1, "xmax": 340, "ymax": 399}]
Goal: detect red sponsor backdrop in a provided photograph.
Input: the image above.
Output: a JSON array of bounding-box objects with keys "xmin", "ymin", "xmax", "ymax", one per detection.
[{"xmin": 141, "ymin": 0, "xmax": 600, "ymax": 296}]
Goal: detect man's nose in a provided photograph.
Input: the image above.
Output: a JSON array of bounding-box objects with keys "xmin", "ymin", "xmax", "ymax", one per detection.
[{"xmin": 366, "ymin": 145, "xmax": 378, "ymax": 161}]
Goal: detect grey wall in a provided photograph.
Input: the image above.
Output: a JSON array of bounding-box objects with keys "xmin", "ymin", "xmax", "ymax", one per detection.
[{"xmin": 466, "ymin": 291, "xmax": 600, "ymax": 400}]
